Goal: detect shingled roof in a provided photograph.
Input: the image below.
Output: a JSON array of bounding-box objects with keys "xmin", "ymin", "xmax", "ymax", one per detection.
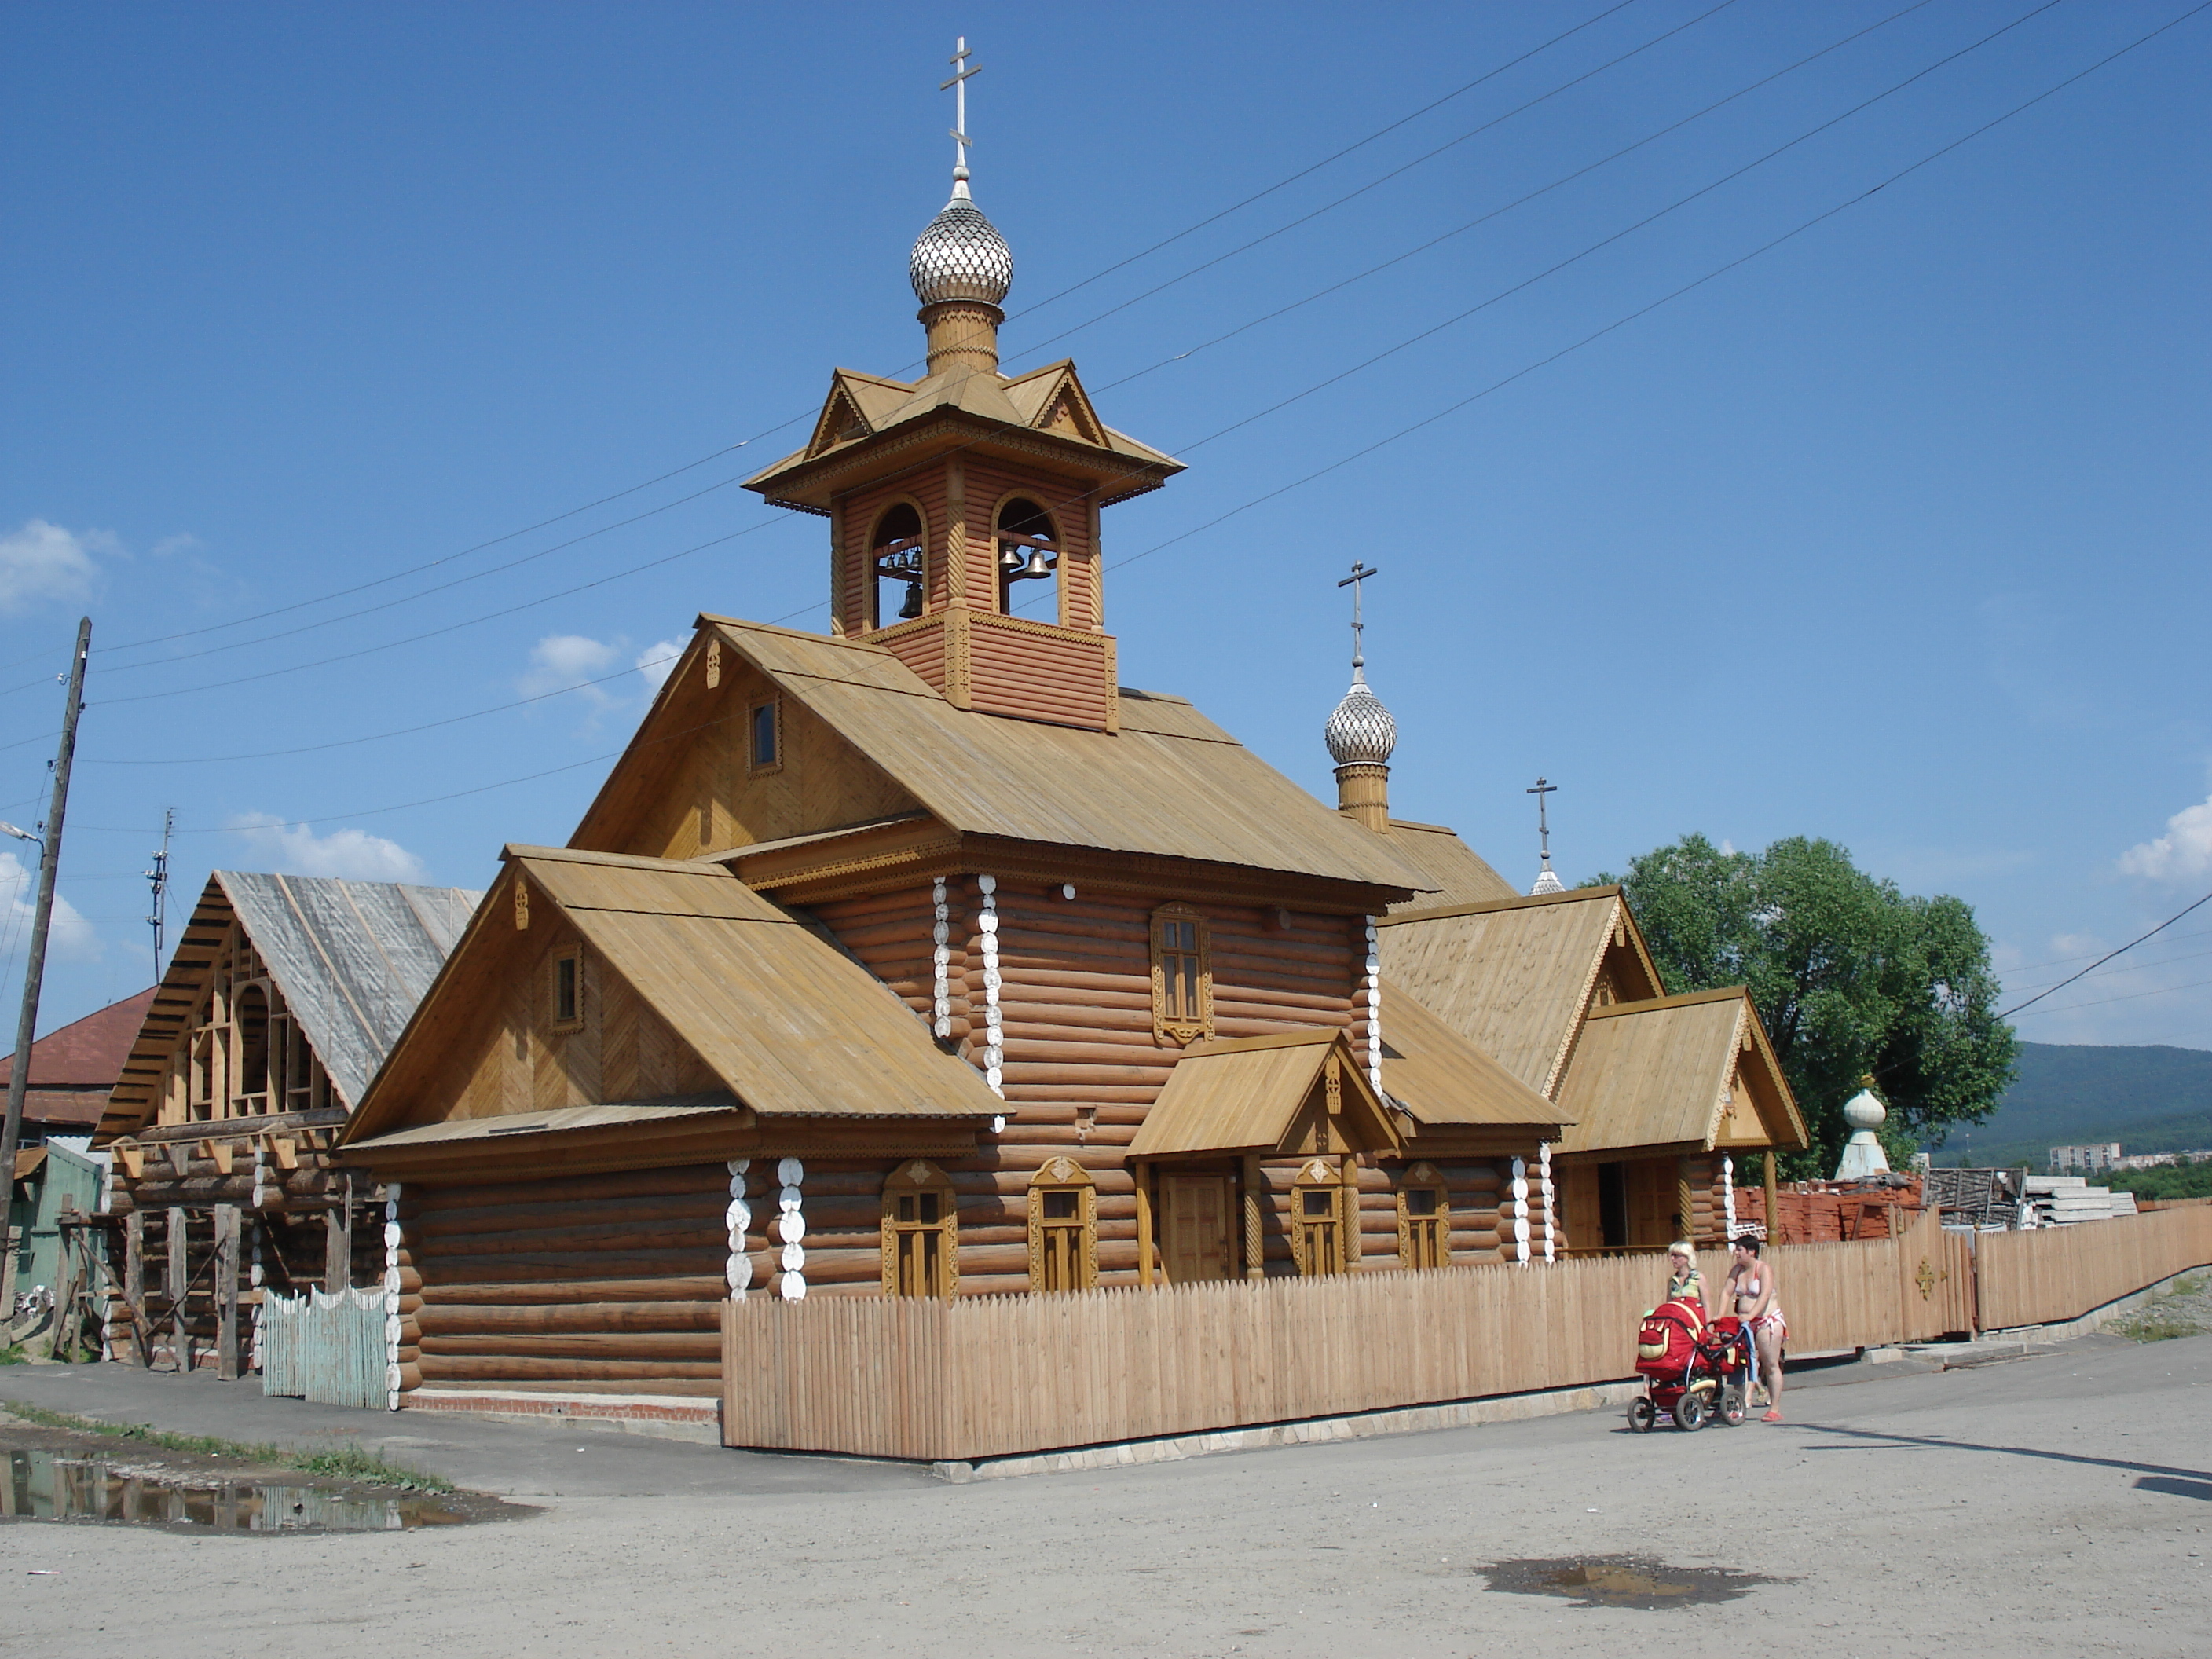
[{"xmin": 1, "ymin": 987, "xmax": 156, "ymax": 1132}]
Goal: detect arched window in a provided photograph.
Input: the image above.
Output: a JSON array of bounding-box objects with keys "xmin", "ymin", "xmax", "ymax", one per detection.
[
  {"xmin": 1149, "ymin": 903, "xmax": 1212, "ymax": 1046},
  {"xmin": 1027, "ymin": 1157, "xmax": 1097, "ymax": 1292},
  {"xmin": 995, "ymin": 497, "xmax": 1058, "ymax": 614},
  {"xmin": 870, "ymin": 504, "xmax": 926, "ymax": 629},
  {"xmin": 1291, "ymin": 1158, "xmax": 1348, "ymax": 1276},
  {"xmin": 234, "ymin": 984, "xmax": 270, "ymax": 1115},
  {"xmin": 881, "ymin": 1159, "xmax": 959, "ymax": 1298},
  {"xmin": 1397, "ymin": 1162, "xmax": 1450, "ymax": 1269}
]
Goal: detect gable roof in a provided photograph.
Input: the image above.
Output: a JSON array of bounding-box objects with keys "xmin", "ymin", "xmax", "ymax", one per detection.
[
  {"xmin": 97, "ymin": 873, "xmax": 480, "ymax": 1143},
  {"xmin": 2, "ymin": 987, "xmax": 155, "ymax": 1090},
  {"xmin": 1379, "ymin": 821, "xmax": 1518, "ymax": 911},
  {"xmin": 1379, "ymin": 981, "xmax": 1571, "ymax": 1133},
  {"xmin": 573, "ymin": 618, "xmax": 1436, "ymax": 897},
  {"xmin": 1376, "ymin": 888, "xmax": 1636, "ymax": 1097},
  {"xmin": 1551, "ymin": 988, "xmax": 1807, "ymax": 1155},
  {"xmin": 343, "ymin": 847, "xmax": 1004, "ymax": 1148},
  {"xmin": 1127, "ymin": 1031, "xmax": 1401, "ymax": 1160}
]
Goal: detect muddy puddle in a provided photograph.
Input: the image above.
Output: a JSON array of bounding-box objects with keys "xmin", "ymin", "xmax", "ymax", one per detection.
[
  {"xmin": 2, "ymin": 1441, "xmax": 477, "ymax": 1533},
  {"xmin": 1481, "ymin": 1555, "xmax": 1779, "ymax": 1609}
]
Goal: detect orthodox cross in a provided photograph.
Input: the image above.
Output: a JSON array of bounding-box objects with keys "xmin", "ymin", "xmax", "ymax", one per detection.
[
  {"xmin": 1337, "ymin": 560, "xmax": 1379, "ymax": 672},
  {"xmin": 1527, "ymin": 776, "xmax": 1558, "ymax": 862},
  {"xmin": 942, "ymin": 37, "xmax": 981, "ymax": 179}
]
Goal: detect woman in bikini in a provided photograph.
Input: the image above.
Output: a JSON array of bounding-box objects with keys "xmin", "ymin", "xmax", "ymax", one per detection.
[{"xmin": 1725, "ymin": 1232, "xmax": 1785, "ymax": 1422}]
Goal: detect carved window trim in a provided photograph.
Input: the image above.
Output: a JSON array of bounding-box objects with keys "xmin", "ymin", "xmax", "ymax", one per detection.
[
  {"xmin": 747, "ymin": 695, "xmax": 783, "ymax": 777},
  {"xmin": 1397, "ymin": 1160, "xmax": 1450, "ymax": 1270},
  {"xmin": 1027, "ymin": 1156, "xmax": 1098, "ymax": 1293},
  {"xmin": 881, "ymin": 1159, "xmax": 959, "ymax": 1300},
  {"xmin": 548, "ymin": 947, "xmax": 584, "ymax": 1035},
  {"xmin": 1290, "ymin": 1157, "xmax": 1347, "ymax": 1277},
  {"xmin": 1149, "ymin": 903, "xmax": 1213, "ymax": 1046}
]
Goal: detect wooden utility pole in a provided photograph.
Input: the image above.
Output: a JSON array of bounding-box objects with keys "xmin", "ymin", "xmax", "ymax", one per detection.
[{"xmin": 1, "ymin": 617, "xmax": 92, "ymax": 1227}]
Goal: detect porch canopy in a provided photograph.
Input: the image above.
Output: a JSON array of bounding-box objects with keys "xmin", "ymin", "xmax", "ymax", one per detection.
[{"xmin": 1128, "ymin": 1031, "xmax": 1401, "ymax": 1165}]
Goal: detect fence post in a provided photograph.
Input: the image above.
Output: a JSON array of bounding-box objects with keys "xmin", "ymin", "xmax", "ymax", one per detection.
[
  {"xmin": 123, "ymin": 1210, "xmax": 146, "ymax": 1366},
  {"xmin": 166, "ymin": 1206, "xmax": 190, "ymax": 1373},
  {"xmin": 214, "ymin": 1203, "xmax": 240, "ymax": 1381}
]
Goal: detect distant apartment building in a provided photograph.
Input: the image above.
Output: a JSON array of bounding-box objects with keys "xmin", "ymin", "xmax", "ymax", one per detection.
[{"xmin": 2049, "ymin": 1143, "xmax": 2121, "ymax": 1173}]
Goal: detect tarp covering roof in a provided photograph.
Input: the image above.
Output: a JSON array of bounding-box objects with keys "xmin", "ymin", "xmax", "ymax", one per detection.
[{"xmin": 1552, "ymin": 989, "xmax": 1807, "ymax": 1155}]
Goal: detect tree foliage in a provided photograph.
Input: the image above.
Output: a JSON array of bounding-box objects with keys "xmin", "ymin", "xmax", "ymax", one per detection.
[{"xmin": 1587, "ymin": 834, "xmax": 2016, "ymax": 1177}]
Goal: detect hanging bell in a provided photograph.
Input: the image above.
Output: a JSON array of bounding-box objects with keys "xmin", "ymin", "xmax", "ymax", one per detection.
[
  {"xmin": 999, "ymin": 544, "xmax": 1024, "ymax": 570},
  {"xmin": 1020, "ymin": 548, "xmax": 1053, "ymax": 580},
  {"xmin": 897, "ymin": 581, "xmax": 924, "ymax": 620}
]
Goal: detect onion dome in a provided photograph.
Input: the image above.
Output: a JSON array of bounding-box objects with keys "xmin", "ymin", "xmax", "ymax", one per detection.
[
  {"xmin": 1834, "ymin": 1075, "xmax": 1892, "ymax": 1180},
  {"xmin": 909, "ymin": 179, "xmax": 1013, "ymax": 306},
  {"xmin": 1324, "ymin": 669, "xmax": 1398, "ymax": 767},
  {"xmin": 1531, "ymin": 859, "xmax": 1564, "ymax": 896}
]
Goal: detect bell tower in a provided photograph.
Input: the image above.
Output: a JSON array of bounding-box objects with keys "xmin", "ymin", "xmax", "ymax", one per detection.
[{"xmin": 742, "ymin": 39, "xmax": 1182, "ymax": 734}]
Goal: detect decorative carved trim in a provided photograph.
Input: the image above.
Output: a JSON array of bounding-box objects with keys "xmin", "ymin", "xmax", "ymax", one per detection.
[
  {"xmin": 1149, "ymin": 902, "xmax": 1214, "ymax": 1046},
  {"xmin": 512, "ymin": 878, "xmax": 529, "ymax": 932},
  {"xmin": 1397, "ymin": 1160, "xmax": 1449, "ymax": 1269},
  {"xmin": 881, "ymin": 1158, "xmax": 959, "ymax": 1299},
  {"xmin": 1290, "ymin": 1158, "xmax": 1346, "ymax": 1277},
  {"xmin": 753, "ymin": 408, "xmax": 1175, "ymax": 510},
  {"xmin": 705, "ymin": 637, "xmax": 722, "ymax": 689},
  {"xmin": 1026, "ymin": 1155, "xmax": 1098, "ymax": 1292}
]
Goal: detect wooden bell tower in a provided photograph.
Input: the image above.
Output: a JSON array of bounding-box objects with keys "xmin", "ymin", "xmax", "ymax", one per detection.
[{"xmin": 742, "ymin": 64, "xmax": 1181, "ymax": 733}]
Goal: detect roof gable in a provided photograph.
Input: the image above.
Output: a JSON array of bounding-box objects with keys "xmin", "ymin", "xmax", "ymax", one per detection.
[
  {"xmin": 1128, "ymin": 1031, "xmax": 1402, "ymax": 1160},
  {"xmin": 1, "ymin": 987, "xmax": 155, "ymax": 1089},
  {"xmin": 1552, "ymin": 988, "xmax": 1807, "ymax": 1155},
  {"xmin": 1379, "ymin": 981, "xmax": 1570, "ymax": 1132}
]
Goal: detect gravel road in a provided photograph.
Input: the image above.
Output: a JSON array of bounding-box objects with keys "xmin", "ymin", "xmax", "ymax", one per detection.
[{"xmin": 3, "ymin": 1331, "xmax": 2205, "ymax": 1657}]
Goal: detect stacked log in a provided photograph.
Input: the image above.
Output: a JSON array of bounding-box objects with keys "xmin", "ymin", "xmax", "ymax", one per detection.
[{"xmin": 399, "ymin": 1165, "xmax": 727, "ymax": 1397}]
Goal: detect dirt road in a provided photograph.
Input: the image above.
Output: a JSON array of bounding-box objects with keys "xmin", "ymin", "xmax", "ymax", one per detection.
[{"xmin": 4, "ymin": 1332, "xmax": 2205, "ymax": 1657}]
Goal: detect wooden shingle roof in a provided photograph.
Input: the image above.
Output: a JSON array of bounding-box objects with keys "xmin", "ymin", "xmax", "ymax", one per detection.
[
  {"xmin": 1127, "ymin": 1031, "xmax": 1401, "ymax": 1160},
  {"xmin": 1379, "ymin": 982, "xmax": 1571, "ymax": 1133},
  {"xmin": 1551, "ymin": 989, "xmax": 1807, "ymax": 1155}
]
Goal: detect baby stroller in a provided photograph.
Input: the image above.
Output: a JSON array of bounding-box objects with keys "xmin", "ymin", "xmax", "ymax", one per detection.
[{"xmin": 1627, "ymin": 1298, "xmax": 1752, "ymax": 1432}]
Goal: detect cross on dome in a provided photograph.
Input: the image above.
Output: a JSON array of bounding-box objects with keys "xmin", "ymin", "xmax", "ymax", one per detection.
[
  {"xmin": 910, "ymin": 37, "xmax": 1013, "ymax": 309},
  {"xmin": 1528, "ymin": 776, "xmax": 1563, "ymax": 895},
  {"xmin": 1324, "ymin": 562, "xmax": 1397, "ymax": 768}
]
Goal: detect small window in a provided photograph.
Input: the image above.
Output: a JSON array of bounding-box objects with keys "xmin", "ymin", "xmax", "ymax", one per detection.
[
  {"xmin": 1027, "ymin": 1157, "xmax": 1097, "ymax": 1293},
  {"xmin": 870, "ymin": 504, "xmax": 926, "ymax": 629},
  {"xmin": 1397, "ymin": 1163, "xmax": 1450, "ymax": 1269},
  {"xmin": 749, "ymin": 698, "xmax": 781, "ymax": 773},
  {"xmin": 1291, "ymin": 1161, "xmax": 1347, "ymax": 1276},
  {"xmin": 1149, "ymin": 903, "xmax": 1213, "ymax": 1046},
  {"xmin": 995, "ymin": 497, "xmax": 1058, "ymax": 614},
  {"xmin": 550, "ymin": 948, "xmax": 584, "ymax": 1033},
  {"xmin": 882, "ymin": 1160, "xmax": 959, "ymax": 1298}
]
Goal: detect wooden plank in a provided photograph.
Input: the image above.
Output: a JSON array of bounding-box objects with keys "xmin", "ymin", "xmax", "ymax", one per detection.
[{"xmin": 214, "ymin": 1205, "xmax": 240, "ymax": 1381}]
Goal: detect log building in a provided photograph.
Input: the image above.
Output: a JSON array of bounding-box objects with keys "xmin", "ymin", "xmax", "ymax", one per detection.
[
  {"xmin": 91, "ymin": 872, "xmax": 478, "ymax": 1372},
  {"xmin": 338, "ymin": 141, "xmax": 1800, "ymax": 1430}
]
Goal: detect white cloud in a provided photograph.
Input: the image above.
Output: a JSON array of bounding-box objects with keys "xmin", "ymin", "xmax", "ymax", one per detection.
[
  {"xmin": 518, "ymin": 633, "xmax": 623, "ymax": 707},
  {"xmin": 635, "ymin": 636, "xmax": 687, "ymax": 695},
  {"xmin": 150, "ymin": 532, "xmax": 203, "ymax": 558},
  {"xmin": 226, "ymin": 814, "xmax": 427, "ymax": 882},
  {"xmin": 0, "ymin": 519, "xmax": 111, "ymax": 613},
  {"xmin": 0, "ymin": 850, "xmax": 101, "ymax": 961},
  {"xmin": 2119, "ymin": 796, "xmax": 2212, "ymax": 884}
]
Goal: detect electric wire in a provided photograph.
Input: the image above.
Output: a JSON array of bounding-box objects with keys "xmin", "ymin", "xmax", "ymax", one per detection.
[{"xmin": 1998, "ymin": 885, "xmax": 2212, "ymax": 1019}]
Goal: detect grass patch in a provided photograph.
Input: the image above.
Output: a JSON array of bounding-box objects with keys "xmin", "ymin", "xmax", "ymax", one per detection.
[
  {"xmin": 0, "ymin": 1401, "xmax": 453, "ymax": 1492},
  {"xmin": 0, "ymin": 1345, "xmax": 27, "ymax": 1367},
  {"xmin": 2124, "ymin": 1316, "xmax": 2206, "ymax": 1343}
]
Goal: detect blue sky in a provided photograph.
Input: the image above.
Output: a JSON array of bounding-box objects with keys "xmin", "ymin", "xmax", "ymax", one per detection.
[{"xmin": 4, "ymin": 1, "xmax": 2209, "ymax": 1055}]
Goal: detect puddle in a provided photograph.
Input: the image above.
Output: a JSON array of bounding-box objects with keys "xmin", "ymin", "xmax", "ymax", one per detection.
[
  {"xmin": 1480, "ymin": 1555, "xmax": 1778, "ymax": 1609},
  {"xmin": 2, "ymin": 1444, "xmax": 474, "ymax": 1533}
]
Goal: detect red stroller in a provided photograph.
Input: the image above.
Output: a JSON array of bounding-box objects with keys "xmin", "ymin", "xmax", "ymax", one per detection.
[{"xmin": 1628, "ymin": 1298, "xmax": 1752, "ymax": 1432}]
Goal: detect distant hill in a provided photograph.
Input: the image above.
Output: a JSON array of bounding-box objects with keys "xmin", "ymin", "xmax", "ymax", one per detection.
[{"xmin": 1926, "ymin": 1042, "xmax": 2212, "ymax": 1168}]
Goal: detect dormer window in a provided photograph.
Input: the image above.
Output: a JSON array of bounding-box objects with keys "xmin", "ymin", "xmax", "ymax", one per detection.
[
  {"xmin": 870, "ymin": 504, "xmax": 926, "ymax": 629},
  {"xmin": 996, "ymin": 497, "xmax": 1058, "ymax": 614}
]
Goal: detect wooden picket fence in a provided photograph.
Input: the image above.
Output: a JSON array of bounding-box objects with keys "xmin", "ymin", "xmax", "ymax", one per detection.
[
  {"xmin": 260, "ymin": 1287, "xmax": 390, "ymax": 1410},
  {"xmin": 1976, "ymin": 1202, "xmax": 2212, "ymax": 1330},
  {"xmin": 723, "ymin": 1207, "xmax": 1976, "ymax": 1463}
]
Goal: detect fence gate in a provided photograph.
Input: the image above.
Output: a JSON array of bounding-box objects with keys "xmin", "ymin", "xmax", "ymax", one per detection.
[{"xmin": 260, "ymin": 1286, "xmax": 390, "ymax": 1409}]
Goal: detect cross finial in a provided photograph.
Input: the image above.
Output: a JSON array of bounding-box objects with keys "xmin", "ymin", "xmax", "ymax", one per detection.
[
  {"xmin": 941, "ymin": 37, "xmax": 981, "ymax": 196},
  {"xmin": 1527, "ymin": 776, "xmax": 1562, "ymax": 891},
  {"xmin": 1336, "ymin": 561, "xmax": 1379, "ymax": 678}
]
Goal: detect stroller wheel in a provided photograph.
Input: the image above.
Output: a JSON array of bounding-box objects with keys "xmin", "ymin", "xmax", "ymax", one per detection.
[
  {"xmin": 1717, "ymin": 1386, "xmax": 1747, "ymax": 1427},
  {"xmin": 1627, "ymin": 1397, "xmax": 1657, "ymax": 1434},
  {"xmin": 1672, "ymin": 1391, "xmax": 1710, "ymax": 1432}
]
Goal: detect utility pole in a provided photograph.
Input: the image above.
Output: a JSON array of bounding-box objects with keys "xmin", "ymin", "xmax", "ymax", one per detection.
[
  {"xmin": 1, "ymin": 617, "xmax": 93, "ymax": 1211},
  {"xmin": 146, "ymin": 808, "xmax": 174, "ymax": 968}
]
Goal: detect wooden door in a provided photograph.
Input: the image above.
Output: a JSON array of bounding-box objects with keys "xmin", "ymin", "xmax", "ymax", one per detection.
[{"xmin": 1162, "ymin": 1175, "xmax": 1232, "ymax": 1284}]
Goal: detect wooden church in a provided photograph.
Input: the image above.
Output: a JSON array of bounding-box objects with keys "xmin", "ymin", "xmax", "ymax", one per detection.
[{"xmin": 339, "ymin": 131, "xmax": 1800, "ymax": 1418}]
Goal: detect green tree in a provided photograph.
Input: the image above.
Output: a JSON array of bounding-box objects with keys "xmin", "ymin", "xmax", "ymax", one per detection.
[{"xmin": 1586, "ymin": 834, "xmax": 2016, "ymax": 1177}]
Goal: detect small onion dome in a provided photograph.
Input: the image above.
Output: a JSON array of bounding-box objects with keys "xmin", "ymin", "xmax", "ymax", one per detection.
[
  {"xmin": 910, "ymin": 186, "xmax": 1013, "ymax": 306},
  {"xmin": 1324, "ymin": 670, "xmax": 1397, "ymax": 767},
  {"xmin": 1841, "ymin": 1082, "xmax": 1887, "ymax": 1133},
  {"xmin": 1531, "ymin": 860, "xmax": 1564, "ymax": 896}
]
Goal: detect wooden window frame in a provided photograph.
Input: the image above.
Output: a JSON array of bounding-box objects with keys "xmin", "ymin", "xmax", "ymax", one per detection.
[
  {"xmin": 1290, "ymin": 1158, "xmax": 1348, "ymax": 1277},
  {"xmin": 1397, "ymin": 1160, "xmax": 1451, "ymax": 1270},
  {"xmin": 549, "ymin": 946, "xmax": 584, "ymax": 1035},
  {"xmin": 1149, "ymin": 903, "xmax": 1213, "ymax": 1046},
  {"xmin": 747, "ymin": 695, "xmax": 783, "ymax": 776},
  {"xmin": 881, "ymin": 1159, "xmax": 960, "ymax": 1300},
  {"xmin": 1026, "ymin": 1156, "xmax": 1098, "ymax": 1293}
]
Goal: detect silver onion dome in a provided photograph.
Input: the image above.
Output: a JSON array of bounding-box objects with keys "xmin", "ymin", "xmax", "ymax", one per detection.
[
  {"xmin": 910, "ymin": 185, "xmax": 1013, "ymax": 306},
  {"xmin": 1324, "ymin": 670, "xmax": 1397, "ymax": 766}
]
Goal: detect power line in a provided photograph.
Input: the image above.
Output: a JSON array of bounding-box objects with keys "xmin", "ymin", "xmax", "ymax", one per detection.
[
  {"xmin": 2012, "ymin": 972, "xmax": 2212, "ymax": 1018},
  {"xmin": 2001, "ymin": 924, "xmax": 2212, "ymax": 979},
  {"xmin": 1998, "ymin": 885, "xmax": 2212, "ymax": 1019},
  {"xmin": 2001, "ymin": 941, "xmax": 2212, "ymax": 997}
]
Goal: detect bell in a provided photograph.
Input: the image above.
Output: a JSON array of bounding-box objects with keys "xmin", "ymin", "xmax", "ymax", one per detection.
[
  {"xmin": 896, "ymin": 581, "xmax": 924, "ymax": 620},
  {"xmin": 999, "ymin": 545, "xmax": 1024, "ymax": 569},
  {"xmin": 1020, "ymin": 548, "xmax": 1053, "ymax": 580}
]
